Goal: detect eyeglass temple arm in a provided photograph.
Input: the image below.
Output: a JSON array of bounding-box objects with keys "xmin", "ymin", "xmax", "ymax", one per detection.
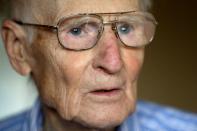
[{"xmin": 13, "ymin": 20, "xmax": 58, "ymax": 31}]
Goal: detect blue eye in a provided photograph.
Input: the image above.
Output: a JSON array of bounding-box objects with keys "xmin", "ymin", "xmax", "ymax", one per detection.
[
  {"xmin": 70, "ymin": 28, "xmax": 82, "ymax": 36},
  {"xmin": 118, "ymin": 23, "xmax": 133, "ymax": 34}
]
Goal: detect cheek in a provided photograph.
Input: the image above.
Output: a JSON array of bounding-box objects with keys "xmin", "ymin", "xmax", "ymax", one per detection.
[
  {"xmin": 123, "ymin": 49, "xmax": 144, "ymax": 107},
  {"xmin": 30, "ymin": 44, "xmax": 63, "ymax": 107},
  {"xmin": 51, "ymin": 51, "xmax": 92, "ymax": 119},
  {"xmin": 123, "ymin": 49, "xmax": 144, "ymax": 81},
  {"xmin": 53, "ymin": 50, "xmax": 93, "ymax": 92}
]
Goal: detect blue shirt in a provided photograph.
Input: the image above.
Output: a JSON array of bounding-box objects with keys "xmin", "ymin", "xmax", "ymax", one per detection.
[{"xmin": 0, "ymin": 99, "xmax": 197, "ymax": 131}]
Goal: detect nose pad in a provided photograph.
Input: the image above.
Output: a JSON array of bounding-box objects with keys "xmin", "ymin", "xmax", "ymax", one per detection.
[{"xmin": 111, "ymin": 23, "xmax": 119, "ymax": 39}]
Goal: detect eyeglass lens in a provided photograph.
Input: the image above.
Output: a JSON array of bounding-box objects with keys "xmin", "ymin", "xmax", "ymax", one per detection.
[{"xmin": 58, "ymin": 13, "xmax": 156, "ymax": 50}]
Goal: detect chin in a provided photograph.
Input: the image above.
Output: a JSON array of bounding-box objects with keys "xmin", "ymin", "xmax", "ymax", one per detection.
[
  {"xmin": 73, "ymin": 102, "xmax": 135, "ymax": 130},
  {"xmin": 75, "ymin": 116, "xmax": 125, "ymax": 130}
]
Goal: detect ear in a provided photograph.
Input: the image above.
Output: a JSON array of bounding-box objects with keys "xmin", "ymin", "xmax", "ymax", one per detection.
[{"xmin": 1, "ymin": 19, "xmax": 32, "ymax": 76}]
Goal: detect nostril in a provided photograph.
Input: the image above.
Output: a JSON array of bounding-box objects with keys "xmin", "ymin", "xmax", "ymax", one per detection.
[
  {"xmin": 95, "ymin": 63, "xmax": 122, "ymax": 75},
  {"xmin": 96, "ymin": 66, "xmax": 110, "ymax": 74}
]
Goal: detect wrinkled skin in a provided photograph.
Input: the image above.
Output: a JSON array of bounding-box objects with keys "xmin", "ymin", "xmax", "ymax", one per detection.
[{"xmin": 2, "ymin": 0, "xmax": 145, "ymax": 130}]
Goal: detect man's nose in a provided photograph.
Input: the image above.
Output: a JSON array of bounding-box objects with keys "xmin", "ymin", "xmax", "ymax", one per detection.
[{"xmin": 92, "ymin": 27, "xmax": 123, "ymax": 74}]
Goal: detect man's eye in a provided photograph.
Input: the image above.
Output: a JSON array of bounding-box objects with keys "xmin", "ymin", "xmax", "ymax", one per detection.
[
  {"xmin": 118, "ymin": 23, "xmax": 134, "ymax": 34},
  {"xmin": 69, "ymin": 27, "xmax": 82, "ymax": 36},
  {"xmin": 67, "ymin": 22, "xmax": 99, "ymax": 37}
]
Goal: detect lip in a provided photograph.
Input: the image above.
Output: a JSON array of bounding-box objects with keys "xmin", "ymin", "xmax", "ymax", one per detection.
[
  {"xmin": 91, "ymin": 86, "xmax": 121, "ymax": 91},
  {"xmin": 87, "ymin": 86, "xmax": 124, "ymax": 102},
  {"xmin": 90, "ymin": 87, "xmax": 122, "ymax": 96}
]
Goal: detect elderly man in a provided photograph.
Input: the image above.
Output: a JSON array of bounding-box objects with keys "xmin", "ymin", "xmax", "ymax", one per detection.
[{"xmin": 0, "ymin": 0, "xmax": 197, "ymax": 130}]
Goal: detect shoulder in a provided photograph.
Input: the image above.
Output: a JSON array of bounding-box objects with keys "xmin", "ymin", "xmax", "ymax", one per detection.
[
  {"xmin": 0, "ymin": 99, "xmax": 43, "ymax": 131},
  {"xmin": 136, "ymin": 100, "xmax": 197, "ymax": 131},
  {"xmin": 0, "ymin": 110, "xmax": 30, "ymax": 131}
]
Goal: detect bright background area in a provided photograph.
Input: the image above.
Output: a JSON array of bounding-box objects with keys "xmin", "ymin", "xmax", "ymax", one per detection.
[{"xmin": 0, "ymin": 0, "xmax": 197, "ymax": 120}]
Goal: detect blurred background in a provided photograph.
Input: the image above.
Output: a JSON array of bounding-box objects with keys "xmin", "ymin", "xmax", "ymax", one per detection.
[
  {"xmin": 0, "ymin": 0, "xmax": 197, "ymax": 120},
  {"xmin": 138, "ymin": 0, "xmax": 197, "ymax": 112}
]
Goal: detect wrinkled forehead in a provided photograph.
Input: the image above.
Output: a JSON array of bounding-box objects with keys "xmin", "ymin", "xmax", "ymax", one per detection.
[
  {"xmin": 30, "ymin": 0, "xmax": 139, "ymax": 24},
  {"xmin": 56, "ymin": 0, "xmax": 139, "ymax": 21},
  {"xmin": 56, "ymin": 0, "xmax": 139, "ymax": 13}
]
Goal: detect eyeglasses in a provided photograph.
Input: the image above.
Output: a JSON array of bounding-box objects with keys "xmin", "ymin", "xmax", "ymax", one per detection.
[{"xmin": 14, "ymin": 11, "xmax": 158, "ymax": 51}]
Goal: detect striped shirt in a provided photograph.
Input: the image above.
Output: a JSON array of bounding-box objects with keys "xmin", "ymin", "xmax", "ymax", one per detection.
[{"xmin": 0, "ymin": 99, "xmax": 197, "ymax": 131}]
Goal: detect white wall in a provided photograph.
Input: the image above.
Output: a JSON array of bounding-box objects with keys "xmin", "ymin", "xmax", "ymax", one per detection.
[{"xmin": 0, "ymin": 18, "xmax": 37, "ymax": 120}]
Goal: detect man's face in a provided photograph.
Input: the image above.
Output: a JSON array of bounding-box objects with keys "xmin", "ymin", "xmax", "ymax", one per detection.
[{"xmin": 29, "ymin": 0, "xmax": 144, "ymax": 128}]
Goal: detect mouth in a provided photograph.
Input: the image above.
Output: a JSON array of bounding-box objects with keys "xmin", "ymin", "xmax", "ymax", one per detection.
[
  {"xmin": 87, "ymin": 86, "xmax": 124, "ymax": 102},
  {"xmin": 86, "ymin": 82, "xmax": 126, "ymax": 102},
  {"xmin": 90, "ymin": 88, "xmax": 121, "ymax": 96}
]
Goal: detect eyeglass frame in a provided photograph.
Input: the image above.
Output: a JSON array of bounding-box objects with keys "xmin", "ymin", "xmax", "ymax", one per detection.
[{"xmin": 13, "ymin": 11, "xmax": 158, "ymax": 51}]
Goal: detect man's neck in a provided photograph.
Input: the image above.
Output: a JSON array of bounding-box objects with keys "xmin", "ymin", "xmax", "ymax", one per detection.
[{"xmin": 43, "ymin": 106, "xmax": 116, "ymax": 131}]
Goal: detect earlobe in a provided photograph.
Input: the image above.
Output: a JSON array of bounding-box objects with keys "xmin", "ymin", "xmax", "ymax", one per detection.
[{"xmin": 1, "ymin": 20, "xmax": 32, "ymax": 76}]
